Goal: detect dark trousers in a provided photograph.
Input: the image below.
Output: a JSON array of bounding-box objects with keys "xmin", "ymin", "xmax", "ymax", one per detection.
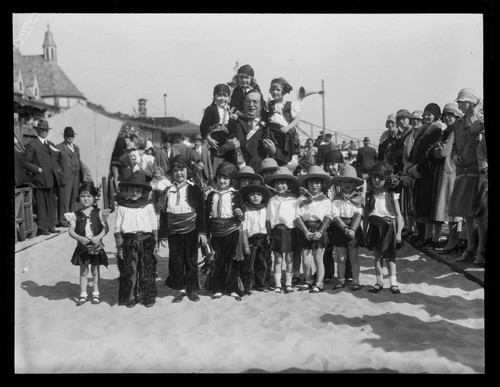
[
  {"xmin": 166, "ymin": 230, "xmax": 200, "ymax": 293},
  {"xmin": 118, "ymin": 234, "xmax": 157, "ymax": 305},
  {"xmin": 210, "ymin": 230, "xmax": 241, "ymax": 294},
  {"xmin": 33, "ymin": 186, "xmax": 57, "ymax": 232},
  {"xmin": 242, "ymin": 234, "xmax": 269, "ymax": 291},
  {"xmin": 58, "ymin": 173, "xmax": 79, "ymax": 223}
]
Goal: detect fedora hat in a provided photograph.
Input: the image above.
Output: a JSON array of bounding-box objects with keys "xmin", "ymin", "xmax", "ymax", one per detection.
[
  {"xmin": 119, "ymin": 171, "xmax": 152, "ymax": 191},
  {"xmin": 298, "ymin": 165, "xmax": 332, "ymax": 188},
  {"xmin": 63, "ymin": 126, "xmax": 76, "ymax": 137},
  {"xmin": 237, "ymin": 166, "xmax": 264, "ymax": 184},
  {"xmin": 35, "ymin": 120, "xmax": 52, "ymax": 131},
  {"xmin": 257, "ymin": 158, "xmax": 279, "ymax": 175},
  {"xmin": 240, "ymin": 183, "xmax": 271, "ymax": 205},
  {"xmin": 332, "ymin": 164, "xmax": 364, "ymax": 187},
  {"xmin": 265, "ymin": 166, "xmax": 298, "ymax": 185},
  {"xmin": 363, "ymin": 137, "xmax": 370, "ymax": 143}
]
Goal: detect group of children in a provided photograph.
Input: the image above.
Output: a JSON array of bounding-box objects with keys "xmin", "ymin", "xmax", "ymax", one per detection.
[{"xmin": 65, "ymin": 63, "xmax": 404, "ymax": 307}]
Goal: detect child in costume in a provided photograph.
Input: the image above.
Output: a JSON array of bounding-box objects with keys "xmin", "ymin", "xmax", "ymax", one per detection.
[
  {"xmin": 240, "ymin": 182, "xmax": 272, "ymax": 293},
  {"xmin": 265, "ymin": 167, "xmax": 299, "ymax": 293},
  {"xmin": 114, "ymin": 171, "xmax": 158, "ymax": 308},
  {"xmin": 364, "ymin": 162, "xmax": 404, "ymax": 294},
  {"xmin": 330, "ymin": 164, "xmax": 365, "ymax": 291},
  {"xmin": 205, "ymin": 162, "xmax": 245, "ymax": 301},
  {"xmin": 65, "ymin": 182, "xmax": 110, "ymax": 306},
  {"xmin": 162, "ymin": 155, "xmax": 207, "ymax": 303},
  {"xmin": 294, "ymin": 166, "xmax": 333, "ymax": 293},
  {"xmin": 229, "ymin": 64, "xmax": 264, "ymax": 121}
]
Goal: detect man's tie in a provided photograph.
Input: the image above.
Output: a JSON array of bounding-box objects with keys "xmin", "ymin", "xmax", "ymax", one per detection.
[{"xmin": 45, "ymin": 141, "xmax": 50, "ymax": 152}]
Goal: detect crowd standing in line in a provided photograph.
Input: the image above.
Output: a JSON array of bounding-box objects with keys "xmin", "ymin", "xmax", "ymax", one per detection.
[{"xmin": 21, "ymin": 64, "xmax": 486, "ymax": 306}]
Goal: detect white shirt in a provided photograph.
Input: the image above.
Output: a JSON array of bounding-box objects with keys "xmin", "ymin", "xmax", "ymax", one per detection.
[
  {"xmin": 268, "ymin": 101, "xmax": 300, "ymax": 127},
  {"xmin": 369, "ymin": 192, "xmax": 400, "ymax": 219},
  {"xmin": 166, "ymin": 181, "xmax": 194, "ymax": 214},
  {"xmin": 114, "ymin": 203, "xmax": 158, "ymax": 233},
  {"xmin": 210, "ymin": 187, "xmax": 237, "ymax": 218},
  {"xmin": 295, "ymin": 194, "xmax": 333, "ymax": 221},
  {"xmin": 267, "ymin": 193, "xmax": 297, "ymax": 229},
  {"xmin": 216, "ymin": 105, "xmax": 230, "ymax": 125},
  {"xmin": 242, "ymin": 207, "xmax": 267, "ymax": 237},
  {"xmin": 332, "ymin": 192, "xmax": 363, "ymax": 219}
]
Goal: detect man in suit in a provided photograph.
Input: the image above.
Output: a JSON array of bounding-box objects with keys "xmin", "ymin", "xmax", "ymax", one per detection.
[
  {"xmin": 56, "ymin": 126, "xmax": 84, "ymax": 227},
  {"xmin": 155, "ymin": 137, "xmax": 180, "ymax": 177},
  {"xmin": 189, "ymin": 134, "xmax": 214, "ymax": 186},
  {"xmin": 23, "ymin": 120, "xmax": 62, "ymax": 235},
  {"xmin": 354, "ymin": 137, "xmax": 378, "ymax": 179},
  {"xmin": 316, "ymin": 133, "xmax": 337, "ymax": 166}
]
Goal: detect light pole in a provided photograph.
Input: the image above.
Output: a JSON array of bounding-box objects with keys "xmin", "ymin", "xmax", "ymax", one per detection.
[
  {"xmin": 298, "ymin": 79, "xmax": 326, "ymax": 136},
  {"xmin": 163, "ymin": 93, "xmax": 167, "ymax": 128}
]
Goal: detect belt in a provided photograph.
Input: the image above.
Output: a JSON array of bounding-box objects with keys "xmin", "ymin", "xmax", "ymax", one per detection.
[{"xmin": 123, "ymin": 232, "xmax": 153, "ymax": 241}]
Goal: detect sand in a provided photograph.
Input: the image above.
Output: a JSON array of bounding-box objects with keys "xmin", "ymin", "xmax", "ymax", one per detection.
[{"xmin": 14, "ymin": 212, "xmax": 484, "ymax": 373}]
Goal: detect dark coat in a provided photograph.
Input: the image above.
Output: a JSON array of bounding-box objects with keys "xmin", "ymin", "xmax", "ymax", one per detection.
[
  {"xmin": 23, "ymin": 137, "xmax": 61, "ymax": 189},
  {"xmin": 200, "ymin": 102, "xmax": 225, "ymax": 139},
  {"xmin": 154, "ymin": 146, "xmax": 181, "ymax": 175},
  {"xmin": 355, "ymin": 145, "xmax": 378, "ymax": 174},
  {"xmin": 56, "ymin": 142, "xmax": 82, "ymax": 186}
]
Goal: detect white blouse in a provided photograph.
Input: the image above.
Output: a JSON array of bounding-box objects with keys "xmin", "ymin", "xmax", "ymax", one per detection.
[
  {"xmin": 332, "ymin": 193, "xmax": 363, "ymax": 219},
  {"xmin": 114, "ymin": 204, "xmax": 158, "ymax": 234},
  {"xmin": 295, "ymin": 195, "xmax": 333, "ymax": 221},
  {"xmin": 242, "ymin": 207, "xmax": 267, "ymax": 237},
  {"xmin": 369, "ymin": 192, "xmax": 400, "ymax": 219},
  {"xmin": 267, "ymin": 193, "xmax": 297, "ymax": 229},
  {"xmin": 268, "ymin": 101, "xmax": 300, "ymax": 127}
]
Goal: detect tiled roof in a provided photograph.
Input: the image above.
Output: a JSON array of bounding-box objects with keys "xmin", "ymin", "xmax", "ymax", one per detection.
[{"xmin": 13, "ymin": 49, "xmax": 85, "ymax": 99}]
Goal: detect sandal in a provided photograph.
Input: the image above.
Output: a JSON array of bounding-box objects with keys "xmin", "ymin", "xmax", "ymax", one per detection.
[
  {"xmin": 390, "ymin": 285, "xmax": 401, "ymax": 294},
  {"xmin": 91, "ymin": 295, "xmax": 100, "ymax": 305},
  {"xmin": 76, "ymin": 296, "xmax": 87, "ymax": 306},
  {"xmin": 211, "ymin": 292, "xmax": 222, "ymax": 299},
  {"xmin": 274, "ymin": 287, "xmax": 282, "ymax": 294},
  {"xmin": 334, "ymin": 282, "xmax": 345, "ymax": 289},
  {"xmin": 298, "ymin": 283, "xmax": 312, "ymax": 291},
  {"xmin": 309, "ymin": 285, "xmax": 323, "ymax": 293},
  {"xmin": 351, "ymin": 283, "xmax": 361, "ymax": 291},
  {"xmin": 284, "ymin": 285, "xmax": 294, "ymax": 294},
  {"xmin": 369, "ymin": 284, "xmax": 383, "ymax": 293}
]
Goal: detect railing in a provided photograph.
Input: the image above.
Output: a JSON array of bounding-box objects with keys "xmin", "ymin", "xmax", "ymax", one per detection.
[{"xmin": 298, "ymin": 119, "xmax": 364, "ymax": 148}]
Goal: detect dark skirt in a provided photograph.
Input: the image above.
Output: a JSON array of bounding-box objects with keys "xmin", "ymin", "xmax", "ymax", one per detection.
[
  {"xmin": 297, "ymin": 220, "xmax": 328, "ymax": 250},
  {"xmin": 364, "ymin": 215, "xmax": 397, "ymax": 261},
  {"xmin": 270, "ymin": 225, "xmax": 296, "ymax": 253},
  {"xmin": 71, "ymin": 246, "xmax": 109, "ymax": 267},
  {"xmin": 331, "ymin": 217, "xmax": 364, "ymax": 248}
]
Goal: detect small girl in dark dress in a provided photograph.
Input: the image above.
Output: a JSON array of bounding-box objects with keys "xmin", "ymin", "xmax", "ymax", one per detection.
[{"xmin": 65, "ymin": 182, "xmax": 110, "ymax": 306}]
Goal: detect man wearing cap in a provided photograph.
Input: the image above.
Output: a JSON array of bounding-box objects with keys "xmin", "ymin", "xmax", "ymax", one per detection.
[
  {"xmin": 354, "ymin": 137, "xmax": 378, "ymax": 178},
  {"xmin": 56, "ymin": 126, "xmax": 85, "ymax": 227},
  {"xmin": 189, "ymin": 134, "xmax": 213, "ymax": 190},
  {"xmin": 23, "ymin": 120, "xmax": 62, "ymax": 235}
]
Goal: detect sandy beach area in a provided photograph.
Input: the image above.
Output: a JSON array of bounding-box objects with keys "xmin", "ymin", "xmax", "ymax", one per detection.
[{"xmin": 13, "ymin": 211, "xmax": 484, "ymax": 373}]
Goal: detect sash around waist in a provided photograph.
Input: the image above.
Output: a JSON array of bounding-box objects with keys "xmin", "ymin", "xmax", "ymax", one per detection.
[
  {"xmin": 210, "ymin": 217, "xmax": 240, "ymax": 236},
  {"xmin": 167, "ymin": 212, "xmax": 197, "ymax": 234}
]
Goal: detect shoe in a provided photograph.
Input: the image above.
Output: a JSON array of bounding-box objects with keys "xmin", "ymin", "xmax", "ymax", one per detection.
[
  {"xmin": 436, "ymin": 244, "xmax": 459, "ymax": 254},
  {"xmin": 230, "ymin": 292, "xmax": 242, "ymax": 301},
  {"xmin": 473, "ymin": 252, "xmax": 485, "ymax": 266},
  {"xmin": 324, "ymin": 278, "xmax": 333, "ymax": 284},
  {"xmin": 58, "ymin": 220, "xmax": 70, "ymax": 228},
  {"xmin": 91, "ymin": 295, "xmax": 100, "ymax": 305},
  {"xmin": 187, "ymin": 291, "xmax": 200, "ymax": 302},
  {"xmin": 351, "ymin": 283, "xmax": 361, "ymax": 291},
  {"xmin": 274, "ymin": 287, "xmax": 282, "ymax": 294},
  {"xmin": 126, "ymin": 299, "xmax": 138, "ymax": 308},
  {"xmin": 334, "ymin": 282, "xmax": 345, "ymax": 289},
  {"xmin": 309, "ymin": 285, "xmax": 323, "ymax": 293},
  {"xmin": 254, "ymin": 286, "xmax": 267, "ymax": 292},
  {"xmin": 37, "ymin": 230, "xmax": 50, "ymax": 236},
  {"xmin": 428, "ymin": 240, "xmax": 441, "ymax": 249},
  {"xmin": 284, "ymin": 285, "xmax": 294, "ymax": 294},
  {"xmin": 298, "ymin": 283, "xmax": 312, "ymax": 291},
  {"xmin": 390, "ymin": 285, "xmax": 401, "ymax": 294},
  {"xmin": 48, "ymin": 227, "xmax": 58, "ymax": 233},
  {"xmin": 369, "ymin": 284, "xmax": 383, "ymax": 293},
  {"xmin": 415, "ymin": 238, "xmax": 432, "ymax": 248},
  {"xmin": 292, "ymin": 276, "xmax": 302, "ymax": 285},
  {"xmin": 76, "ymin": 296, "xmax": 87, "ymax": 306},
  {"xmin": 456, "ymin": 250, "xmax": 475, "ymax": 262},
  {"xmin": 211, "ymin": 292, "xmax": 222, "ymax": 299},
  {"xmin": 172, "ymin": 291, "xmax": 186, "ymax": 303}
]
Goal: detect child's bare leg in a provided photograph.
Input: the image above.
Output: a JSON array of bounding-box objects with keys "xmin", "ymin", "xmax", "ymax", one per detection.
[
  {"xmin": 336, "ymin": 246, "xmax": 347, "ymax": 286},
  {"xmin": 79, "ymin": 264, "xmax": 89, "ymax": 298},
  {"xmin": 347, "ymin": 243, "xmax": 360, "ymax": 284},
  {"xmin": 301, "ymin": 249, "xmax": 314, "ymax": 286},
  {"xmin": 91, "ymin": 265, "xmax": 100, "ymax": 297},
  {"xmin": 373, "ymin": 251, "xmax": 384, "ymax": 286},
  {"xmin": 273, "ymin": 252, "xmax": 283, "ymax": 290},
  {"xmin": 313, "ymin": 248, "xmax": 325, "ymax": 289},
  {"xmin": 284, "ymin": 252, "xmax": 293, "ymax": 287}
]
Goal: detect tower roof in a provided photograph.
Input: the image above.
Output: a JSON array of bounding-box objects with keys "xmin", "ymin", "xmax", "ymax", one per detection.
[{"xmin": 43, "ymin": 23, "xmax": 57, "ymax": 48}]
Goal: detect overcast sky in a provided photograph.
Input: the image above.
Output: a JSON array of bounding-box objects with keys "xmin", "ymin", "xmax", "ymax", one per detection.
[{"xmin": 13, "ymin": 13, "xmax": 484, "ymax": 144}]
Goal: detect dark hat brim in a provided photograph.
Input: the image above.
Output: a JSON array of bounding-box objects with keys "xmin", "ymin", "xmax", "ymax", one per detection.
[
  {"xmin": 240, "ymin": 184, "xmax": 271, "ymax": 204},
  {"xmin": 237, "ymin": 172, "xmax": 264, "ymax": 184},
  {"xmin": 298, "ymin": 174, "xmax": 332, "ymax": 188},
  {"xmin": 119, "ymin": 181, "xmax": 152, "ymax": 191}
]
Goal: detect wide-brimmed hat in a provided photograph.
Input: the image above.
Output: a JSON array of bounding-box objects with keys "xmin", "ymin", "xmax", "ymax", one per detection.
[
  {"xmin": 35, "ymin": 120, "xmax": 52, "ymax": 131},
  {"xmin": 298, "ymin": 165, "xmax": 332, "ymax": 187},
  {"xmin": 237, "ymin": 166, "xmax": 264, "ymax": 184},
  {"xmin": 119, "ymin": 170, "xmax": 152, "ymax": 191},
  {"xmin": 332, "ymin": 164, "xmax": 364, "ymax": 187},
  {"xmin": 442, "ymin": 102, "xmax": 463, "ymax": 118},
  {"xmin": 63, "ymin": 126, "xmax": 76, "ymax": 137},
  {"xmin": 265, "ymin": 166, "xmax": 298, "ymax": 185},
  {"xmin": 240, "ymin": 183, "xmax": 271, "ymax": 205},
  {"xmin": 455, "ymin": 88, "xmax": 480, "ymax": 104},
  {"xmin": 257, "ymin": 158, "xmax": 279, "ymax": 175},
  {"xmin": 215, "ymin": 161, "xmax": 238, "ymax": 180}
]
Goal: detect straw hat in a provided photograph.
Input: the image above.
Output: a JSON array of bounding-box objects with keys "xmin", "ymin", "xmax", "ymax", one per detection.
[
  {"xmin": 298, "ymin": 165, "xmax": 332, "ymax": 188},
  {"xmin": 237, "ymin": 166, "xmax": 264, "ymax": 184},
  {"xmin": 240, "ymin": 183, "xmax": 271, "ymax": 205},
  {"xmin": 265, "ymin": 166, "xmax": 298, "ymax": 185},
  {"xmin": 119, "ymin": 171, "xmax": 152, "ymax": 191},
  {"xmin": 257, "ymin": 158, "xmax": 279, "ymax": 175},
  {"xmin": 331, "ymin": 164, "xmax": 364, "ymax": 187}
]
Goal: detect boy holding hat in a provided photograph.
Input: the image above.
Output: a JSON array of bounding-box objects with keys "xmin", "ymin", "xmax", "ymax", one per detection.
[
  {"xmin": 330, "ymin": 164, "xmax": 365, "ymax": 290},
  {"xmin": 294, "ymin": 166, "xmax": 333, "ymax": 293},
  {"xmin": 240, "ymin": 181, "xmax": 272, "ymax": 293},
  {"xmin": 23, "ymin": 120, "xmax": 62, "ymax": 235},
  {"xmin": 114, "ymin": 171, "xmax": 158, "ymax": 308},
  {"xmin": 205, "ymin": 162, "xmax": 245, "ymax": 301},
  {"xmin": 265, "ymin": 167, "xmax": 299, "ymax": 293}
]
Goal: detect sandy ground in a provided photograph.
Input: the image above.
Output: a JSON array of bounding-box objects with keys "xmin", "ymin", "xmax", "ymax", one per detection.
[{"xmin": 13, "ymin": 211, "xmax": 484, "ymax": 373}]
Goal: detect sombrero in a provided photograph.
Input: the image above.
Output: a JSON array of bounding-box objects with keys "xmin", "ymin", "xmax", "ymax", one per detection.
[
  {"xmin": 257, "ymin": 158, "xmax": 279, "ymax": 175},
  {"xmin": 237, "ymin": 166, "xmax": 264, "ymax": 184},
  {"xmin": 265, "ymin": 166, "xmax": 298, "ymax": 185},
  {"xmin": 119, "ymin": 170, "xmax": 152, "ymax": 191},
  {"xmin": 331, "ymin": 164, "xmax": 364, "ymax": 187},
  {"xmin": 298, "ymin": 165, "xmax": 332, "ymax": 188}
]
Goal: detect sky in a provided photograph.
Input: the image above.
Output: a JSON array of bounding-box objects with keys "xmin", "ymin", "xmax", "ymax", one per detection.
[{"xmin": 13, "ymin": 13, "xmax": 484, "ymax": 145}]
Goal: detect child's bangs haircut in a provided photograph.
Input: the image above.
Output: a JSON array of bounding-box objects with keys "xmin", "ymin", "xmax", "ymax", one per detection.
[{"xmin": 76, "ymin": 182, "xmax": 98, "ymax": 202}]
